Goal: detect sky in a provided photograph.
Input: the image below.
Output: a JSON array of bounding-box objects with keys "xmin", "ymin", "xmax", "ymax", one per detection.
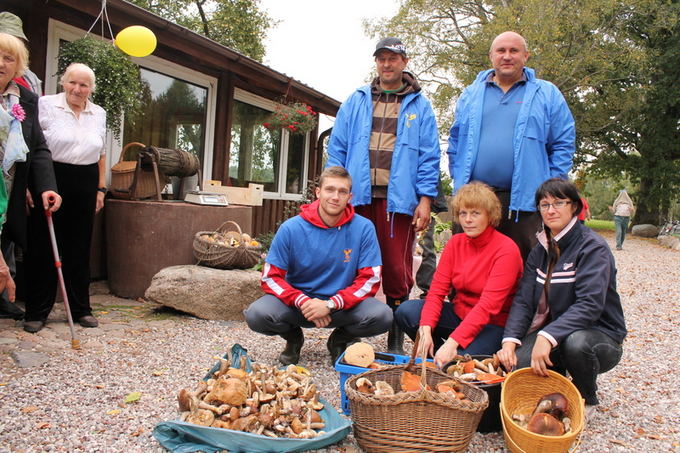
[{"xmin": 259, "ymin": 0, "xmax": 400, "ymax": 130}]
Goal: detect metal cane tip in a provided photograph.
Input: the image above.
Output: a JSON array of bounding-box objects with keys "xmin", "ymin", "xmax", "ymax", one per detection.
[{"xmin": 71, "ymin": 339, "xmax": 81, "ymax": 350}]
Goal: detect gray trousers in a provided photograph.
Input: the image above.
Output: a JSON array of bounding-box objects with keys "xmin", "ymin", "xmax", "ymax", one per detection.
[{"xmin": 244, "ymin": 294, "xmax": 393, "ymax": 338}]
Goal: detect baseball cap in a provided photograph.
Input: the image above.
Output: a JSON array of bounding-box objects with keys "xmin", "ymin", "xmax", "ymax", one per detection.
[
  {"xmin": 373, "ymin": 37, "xmax": 407, "ymax": 57},
  {"xmin": 0, "ymin": 12, "xmax": 28, "ymax": 41}
]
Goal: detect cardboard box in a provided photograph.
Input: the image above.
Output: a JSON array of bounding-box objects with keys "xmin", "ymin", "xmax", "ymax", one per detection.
[{"xmin": 203, "ymin": 181, "xmax": 264, "ymax": 206}]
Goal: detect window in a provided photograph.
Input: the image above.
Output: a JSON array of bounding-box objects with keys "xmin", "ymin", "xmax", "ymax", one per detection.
[
  {"xmin": 123, "ymin": 68, "xmax": 208, "ymax": 164},
  {"xmin": 229, "ymin": 89, "xmax": 309, "ymax": 199}
]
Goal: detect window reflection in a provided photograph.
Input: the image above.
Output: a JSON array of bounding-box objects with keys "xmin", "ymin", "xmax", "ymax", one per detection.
[
  {"xmin": 229, "ymin": 101, "xmax": 280, "ymax": 192},
  {"xmin": 286, "ymin": 134, "xmax": 305, "ymax": 194},
  {"xmin": 123, "ymin": 68, "xmax": 207, "ymax": 163}
]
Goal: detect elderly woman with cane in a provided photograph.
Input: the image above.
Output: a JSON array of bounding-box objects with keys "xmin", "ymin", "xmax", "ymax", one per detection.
[
  {"xmin": 22, "ymin": 62, "xmax": 107, "ymax": 333},
  {"xmin": 0, "ymin": 33, "xmax": 61, "ymax": 332}
]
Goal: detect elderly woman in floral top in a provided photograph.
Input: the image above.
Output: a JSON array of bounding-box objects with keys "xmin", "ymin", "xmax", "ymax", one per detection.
[{"xmin": 0, "ymin": 33, "xmax": 61, "ymax": 320}]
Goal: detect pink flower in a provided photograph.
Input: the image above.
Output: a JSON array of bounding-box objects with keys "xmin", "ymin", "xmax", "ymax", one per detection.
[{"xmin": 11, "ymin": 104, "xmax": 25, "ymax": 122}]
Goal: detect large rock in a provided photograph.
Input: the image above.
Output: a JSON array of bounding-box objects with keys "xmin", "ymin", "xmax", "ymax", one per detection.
[
  {"xmin": 631, "ymin": 224, "xmax": 659, "ymax": 237},
  {"xmin": 145, "ymin": 265, "xmax": 263, "ymax": 320},
  {"xmin": 658, "ymin": 235, "xmax": 680, "ymax": 250}
]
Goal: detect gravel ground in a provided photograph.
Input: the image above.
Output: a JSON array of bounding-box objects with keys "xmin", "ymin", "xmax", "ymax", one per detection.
[{"xmin": 0, "ymin": 230, "xmax": 679, "ymax": 452}]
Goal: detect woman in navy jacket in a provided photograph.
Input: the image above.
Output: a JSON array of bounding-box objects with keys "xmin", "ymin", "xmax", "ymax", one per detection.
[{"xmin": 498, "ymin": 178, "xmax": 626, "ymax": 411}]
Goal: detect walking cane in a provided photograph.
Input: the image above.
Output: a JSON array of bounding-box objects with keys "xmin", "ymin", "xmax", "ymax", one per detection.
[{"xmin": 45, "ymin": 198, "xmax": 80, "ymax": 349}]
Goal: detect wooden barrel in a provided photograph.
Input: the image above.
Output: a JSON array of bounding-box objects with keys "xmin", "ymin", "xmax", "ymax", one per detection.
[{"xmin": 147, "ymin": 146, "xmax": 200, "ymax": 177}]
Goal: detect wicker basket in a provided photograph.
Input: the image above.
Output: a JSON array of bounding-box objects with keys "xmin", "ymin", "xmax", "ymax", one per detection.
[
  {"xmin": 110, "ymin": 142, "xmax": 162, "ymax": 200},
  {"xmin": 345, "ymin": 336, "xmax": 488, "ymax": 452},
  {"xmin": 500, "ymin": 368, "xmax": 585, "ymax": 453},
  {"xmin": 193, "ymin": 221, "xmax": 261, "ymax": 270}
]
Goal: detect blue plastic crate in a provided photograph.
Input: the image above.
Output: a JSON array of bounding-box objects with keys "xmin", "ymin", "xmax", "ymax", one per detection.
[{"xmin": 334, "ymin": 351, "xmax": 432, "ymax": 415}]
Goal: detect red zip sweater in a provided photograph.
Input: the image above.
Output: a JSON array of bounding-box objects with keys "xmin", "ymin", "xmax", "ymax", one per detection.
[{"xmin": 420, "ymin": 226, "xmax": 523, "ymax": 348}]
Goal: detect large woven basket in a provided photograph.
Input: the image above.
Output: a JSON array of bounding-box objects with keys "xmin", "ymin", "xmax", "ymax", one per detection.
[
  {"xmin": 110, "ymin": 142, "xmax": 161, "ymax": 200},
  {"xmin": 500, "ymin": 368, "xmax": 585, "ymax": 453},
  {"xmin": 345, "ymin": 336, "xmax": 488, "ymax": 452},
  {"xmin": 193, "ymin": 221, "xmax": 261, "ymax": 270}
]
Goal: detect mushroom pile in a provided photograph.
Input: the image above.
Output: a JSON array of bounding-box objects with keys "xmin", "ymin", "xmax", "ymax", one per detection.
[
  {"xmin": 177, "ymin": 359, "xmax": 325, "ymax": 439},
  {"xmin": 200, "ymin": 232, "xmax": 260, "ymax": 248},
  {"xmin": 354, "ymin": 371, "xmax": 471, "ymax": 402},
  {"xmin": 445, "ymin": 355, "xmax": 506, "ymax": 384},
  {"xmin": 512, "ymin": 392, "xmax": 572, "ymax": 435}
]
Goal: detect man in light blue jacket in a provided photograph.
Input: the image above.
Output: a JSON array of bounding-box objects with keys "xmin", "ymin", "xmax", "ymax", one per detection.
[
  {"xmin": 448, "ymin": 31, "xmax": 575, "ymax": 261},
  {"xmin": 327, "ymin": 37, "xmax": 440, "ymax": 354}
]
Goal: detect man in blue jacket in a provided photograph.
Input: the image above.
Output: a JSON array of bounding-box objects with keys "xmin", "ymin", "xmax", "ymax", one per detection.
[
  {"xmin": 448, "ymin": 31, "xmax": 575, "ymax": 261},
  {"xmin": 327, "ymin": 37, "xmax": 440, "ymax": 354}
]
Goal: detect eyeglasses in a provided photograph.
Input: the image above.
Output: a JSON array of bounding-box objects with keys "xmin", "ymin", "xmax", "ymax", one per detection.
[{"xmin": 538, "ymin": 201, "xmax": 572, "ymax": 212}]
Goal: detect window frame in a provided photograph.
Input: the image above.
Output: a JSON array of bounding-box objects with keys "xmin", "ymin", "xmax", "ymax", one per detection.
[
  {"xmin": 233, "ymin": 88, "xmax": 309, "ymax": 201},
  {"xmin": 45, "ymin": 19, "xmax": 217, "ymax": 181}
]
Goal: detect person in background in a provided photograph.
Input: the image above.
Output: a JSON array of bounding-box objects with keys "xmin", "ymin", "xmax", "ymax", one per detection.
[
  {"xmin": 244, "ymin": 166, "xmax": 391, "ymax": 366},
  {"xmin": 327, "ymin": 37, "xmax": 440, "ymax": 354},
  {"xmin": 415, "ymin": 179, "xmax": 448, "ymax": 298},
  {"xmin": 0, "ymin": 33, "xmax": 60, "ymax": 325},
  {"xmin": 396, "ymin": 182, "xmax": 523, "ymax": 368},
  {"xmin": 578, "ymin": 196, "xmax": 591, "ymax": 224},
  {"xmin": 498, "ymin": 178, "xmax": 626, "ymax": 417},
  {"xmin": 0, "ymin": 12, "xmax": 41, "ymax": 94},
  {"xmin": 25, "ymin": 62, "xmax": 106, "ymax": 333},
  {"xmin": 447, "ymin": 31, "xmax": 575, "ymax": 262},
  {"xmin": 0, "ymin": 12, "xmax": 42, "ymax": 320},
  {"xmin": 609, "ymin": 189, "xmax": 635, "ymax": 250}
]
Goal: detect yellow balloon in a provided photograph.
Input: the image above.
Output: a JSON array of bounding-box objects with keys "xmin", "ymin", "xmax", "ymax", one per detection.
[{"xmin": 115, "ymin": 25, "xmax": 157, "ymax": 57}]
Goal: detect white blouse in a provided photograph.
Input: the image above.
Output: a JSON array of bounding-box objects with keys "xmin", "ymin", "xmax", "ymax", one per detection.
[{"xmin": 38, "ymin": 93, "xmax": 106, "ymax": 165}]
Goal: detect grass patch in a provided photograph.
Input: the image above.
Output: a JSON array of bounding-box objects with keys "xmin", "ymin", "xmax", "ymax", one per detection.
[{"xmin": 586, "ymin": 219, "xmax": 615, "ymax": 231}]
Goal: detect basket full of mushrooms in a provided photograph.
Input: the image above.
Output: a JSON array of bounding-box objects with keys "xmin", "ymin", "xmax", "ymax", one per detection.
[{"xmin": 152, "ymin": 346, "xmax": 351, "ymax": 452}]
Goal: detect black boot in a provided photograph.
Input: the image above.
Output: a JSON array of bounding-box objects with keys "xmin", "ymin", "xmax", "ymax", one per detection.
[
  {"xmin": 327, "ymin": 328, "xmax": 358, "ymax": 366},
  {"xmin": 386, "ymin": 298, "xmax": 405, "ymax": 355},
  {"xmin": 387, "ymin": 322, "xmax": 405, "ymax": 355},
  {"xmin": 278, "ymin": 327, "xmax": 304, "ymax": 365}
]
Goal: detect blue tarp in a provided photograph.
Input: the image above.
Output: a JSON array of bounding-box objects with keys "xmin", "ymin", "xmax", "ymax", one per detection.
[{"xmin": 153, "ymin": 345, "xmax": 352, "ymax": 453}]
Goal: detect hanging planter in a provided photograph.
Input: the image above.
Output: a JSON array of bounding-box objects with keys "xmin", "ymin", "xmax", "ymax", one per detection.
[
  {"xmin": 58, "ymin": 37, "xmax": 143, "ymax": 141},
  {"xmin": 263, "ymin": 102, "xmax": 318, "ymax": 135}
]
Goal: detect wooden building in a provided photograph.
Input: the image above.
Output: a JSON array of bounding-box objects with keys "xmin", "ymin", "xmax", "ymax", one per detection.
[
  {"xmin": 4, "ymin": 0, "xmax": 342, "ymax": 296},
  {"xmin": 6, "ymin": 0, "xmax": 340, "ymax": 236}
]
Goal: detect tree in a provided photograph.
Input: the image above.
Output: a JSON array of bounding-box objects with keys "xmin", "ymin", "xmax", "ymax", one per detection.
[
  {"xmin": 128, "ymin": 0, "xmax": 273, "ymax": 61},
  {"xmin": 366, "ymin": 0, "xmax": 680, "ymax": 224}
]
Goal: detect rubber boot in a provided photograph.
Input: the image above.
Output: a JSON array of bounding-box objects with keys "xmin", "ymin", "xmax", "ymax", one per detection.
[
  {"xmin": 278, "ymin": 327, "xmax": 304, "ymax": 365},
  {"xmin": 386, "ymin": 298, "xmax": 405, "ymax": 355},
  {"xmin": 327, "ymin": 327, "xmax": 358, "ymax": 366}
]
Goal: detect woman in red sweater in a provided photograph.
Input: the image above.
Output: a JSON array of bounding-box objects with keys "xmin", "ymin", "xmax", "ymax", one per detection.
[{"xmin": 395, "ymin": 182, "xmax": 523, "ymax": 367}]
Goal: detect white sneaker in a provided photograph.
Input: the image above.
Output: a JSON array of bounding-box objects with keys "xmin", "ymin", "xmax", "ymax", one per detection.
[{"xmin": 585, "ymin": 404, "xmax": 598, "ymax": 420}]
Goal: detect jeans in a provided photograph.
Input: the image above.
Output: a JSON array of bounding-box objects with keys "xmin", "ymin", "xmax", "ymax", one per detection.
[
  {"xmin": 244, "ymin": 294, "xmax": 393, "ymax": 338},
  {"xmin": 614, "ymin": 215, "xmax": 629, "ymax": 249},
  {"xmin": 394, "ymin": 299, "xmax": 504, "ymax": 356},
  {"xmin": 515, "ymin": 329, "xmax": 623, "ymax": 405}
]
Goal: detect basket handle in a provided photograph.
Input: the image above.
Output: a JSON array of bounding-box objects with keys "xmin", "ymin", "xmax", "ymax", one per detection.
[
  {"xmin": 215, "ymin": 220, "xmax": 244, "ymax": 239},
  {"xmin": 406, "ymin": 330, "xmax": 429, "ymax": 389},
  {"xmin": 119, "ymin": 142, "xmax": 146, "ymax": 163}
]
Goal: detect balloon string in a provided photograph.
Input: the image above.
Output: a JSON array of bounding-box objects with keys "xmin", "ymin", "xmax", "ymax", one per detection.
[{"xmin": 85, "ymin": 0, "xmax": 115, "ymax": 42}]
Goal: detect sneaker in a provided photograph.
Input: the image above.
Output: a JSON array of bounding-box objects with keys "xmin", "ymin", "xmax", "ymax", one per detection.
[
  {"xmin": 78, "ymin": 316, "xmax": 99, "ymax": 328},
  {"xmin": 585, "ymin": 404, "xmax": 598, "ymax": 420}
]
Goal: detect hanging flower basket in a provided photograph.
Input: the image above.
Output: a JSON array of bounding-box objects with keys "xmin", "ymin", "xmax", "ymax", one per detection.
[{"xmin": 263, "ymin": 102, "xmax": 318, "ymax": 134}]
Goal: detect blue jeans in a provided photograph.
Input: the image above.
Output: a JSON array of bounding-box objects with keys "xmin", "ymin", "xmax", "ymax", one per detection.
[
  {"xmin": 394, "ymin": 299, "xmax": 504, "ymax": 356},
  {"xmin": 244, "ymin": 295, "xmax": 393, "ymax": 338},
  {"xmin": 515, "ymin": 329, "xmax": 623, "ymax": 405},
  {"xmin": 614, "ymin": 215, "xmax": 629, "ymax": 249}
]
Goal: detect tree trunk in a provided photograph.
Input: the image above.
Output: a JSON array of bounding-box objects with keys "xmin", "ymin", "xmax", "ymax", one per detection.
[{"xmin": 634, "ymin": 176, "xmax": 660, "ymax": 225}]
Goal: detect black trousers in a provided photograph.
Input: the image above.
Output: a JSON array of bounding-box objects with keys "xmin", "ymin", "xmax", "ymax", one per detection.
[
  {"xmin": 25, "ymin": 162, "xmax": 98, "ymax": 322},
  {"xmin": 515, "ymin": 329, "xmax": 623, "ymax": 405}
]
